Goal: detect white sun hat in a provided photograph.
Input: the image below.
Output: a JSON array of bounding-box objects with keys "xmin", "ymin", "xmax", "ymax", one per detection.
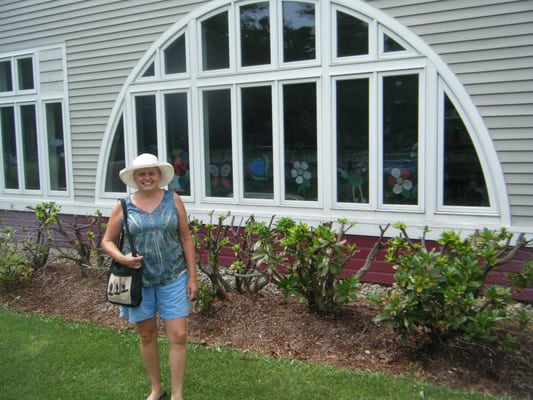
[{"xmin": 119, "ymin": 153, "xmax": 175, "ymax": 189}]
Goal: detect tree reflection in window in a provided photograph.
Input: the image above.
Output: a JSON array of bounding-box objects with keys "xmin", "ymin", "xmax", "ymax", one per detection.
[
  {"xmin": 382, "ymin": 74, "xmax": 419, "ymax": 205},
  {"xmin": 202, "ymin": 11, "xmax": 229, "ymax": 70},
  {"xmin": 283, "ymin": 1, "xmax": 315, "ymax": 62},
  {"xmin": 105, "ymin": 116, "xmax": 126, "ymax": 193},
  {"xmin": 203, "ymin": 89, "xmax": 232, "ymax": 197},
  {"xmin": 283, "ymin": 82, "xmax": 317, "ymax": 201},
  {"xmin": 444, "ymin": 95, "xmax": 489, "ymax": 206},
  {"xmin": 337, "ymin": 11, "xmax": 368, "ymax": 57},
  {"xmin": 336, "ymin": 78, "xmax": 369, "ymax": 203},
  {"xmin": 240, "ymin": 2, "xmax": 270, "ymax": 67},
  {"xmin": 242, "ymin": 86, "xmax": 273, "ymax": 199}
]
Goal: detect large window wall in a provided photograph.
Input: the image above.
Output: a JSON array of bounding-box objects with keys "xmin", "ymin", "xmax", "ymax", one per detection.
[{"xmin": 102, "ymin": 0, "xmax": 498, "ymax": 228}]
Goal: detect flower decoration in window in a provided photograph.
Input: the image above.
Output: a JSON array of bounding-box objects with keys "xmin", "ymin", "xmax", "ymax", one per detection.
[
  {"xmin": 248, "ymin": 154, "xmax": 270, "ymax": 181},
  {"xmin": 387, "ymin": 167, "xmax": 414, "ymax": 199},
  {"xmin": 339, "ymin": 166, "xmax": 366, "ymax": 202},
  {"xmin": 291, "ymin": 160, "xmax": 312, "ymax": 197},
  {"xmin": 210, "ymin": 163, "xmax": 232, "ymax": 189},
  {"xmin": 168, "ymin": 150, "xmax": 189, "ymax": 193}
]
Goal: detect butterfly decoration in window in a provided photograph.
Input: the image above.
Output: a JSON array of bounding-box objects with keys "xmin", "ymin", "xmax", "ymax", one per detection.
[{"xmin": 210, "ymin": 163, "xmax": 232, "ymax": 189}]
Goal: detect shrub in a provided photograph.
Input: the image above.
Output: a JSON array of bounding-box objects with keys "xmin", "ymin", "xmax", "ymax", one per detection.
[
  {"xmin": 0, "ymin": 226, "xmax": 33, "ymax": 284},
  {"xmin": 253, "ymin": 217, "xmax": 361, "ymax": 313},
  {"xmin": 372, "ymin": 224, "xmax": 532, "ymax": 346}
]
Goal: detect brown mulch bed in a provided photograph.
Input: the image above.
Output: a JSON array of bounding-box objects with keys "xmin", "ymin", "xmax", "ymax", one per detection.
[{"xmin": 1, "ymin": 263, "xmax": 532, "ymax": 399}]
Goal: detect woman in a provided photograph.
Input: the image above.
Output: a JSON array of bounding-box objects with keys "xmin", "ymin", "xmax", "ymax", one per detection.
[{"xmin": 102, "ymin": 153, "xmax": 198, "ymax": 400}]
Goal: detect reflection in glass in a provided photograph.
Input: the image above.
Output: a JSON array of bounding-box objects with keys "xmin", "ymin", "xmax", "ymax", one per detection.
[
  {"xmin": 383, "ymin": 74, "xmax": 419, "ymax": 205},
  {"xmin": 1, "ymin": 107, "xmax": 18, "ymax": 189},
  {"xmin": 164, "ymin": 36, "xmax": 186, "ymax": 74},
  {"xmin": 0, "ymin": 60, "xmax": 13, "ymax": 92},
  {"xmin": 384, "ymin": 34, "xmax": 405, "ymax": 52},
  {"xmin": 46, "ymin": 103, "xmax": 67, "ymax": 191},
  {"xmin": 135, "ymin": 95, "xmax": 157, "ymax": 154},
  {"xmin": 165, "ymin": 93, "xmax": 190, "ymax": 195},
  {"xmin": 444, "ymin": 95, "xmax": 489, "ymax": 206},
  {"xmin": 202, "ymin": 12, "xmax": 229, "ymax": 70},
  {"xmin": 240, "ymin": 2, "xmax": 270, "ymax": 67},
  {"xmin": 336, "ymin": 79, "xmax": 369, "ymax": 203},
  {"xmin": 337, "ymin": 11, "xmax": 368, "ymax": 57},
  {"xmin": 105, "ymin": 116, "xmax": 126, "ymax": 192},
  {"xmin": 242, "ymin": 86, "xmax": 273, "ymax": 198},
  {"xmin": 17, "ymin": 57, "xmax": 34, "ymax": 90},
  {"xmin": 283, "ymin": 82, "xmax": 317, "ymax": 201},
  {"xmin": 203, "ymin": 89, "xmax": 232, "ymax": 197},
  {"xmin": 21, "ymin": 105, "xmax": 39, "ymax": 190},
  {"xmin": 283, "ymin": 2, "xmax": 315, "ymax": 62}
]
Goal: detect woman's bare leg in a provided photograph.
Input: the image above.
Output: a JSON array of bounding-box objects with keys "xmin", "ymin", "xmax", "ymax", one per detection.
[
  {"xmin": 136, "ymin": 317, "xmax": 165, "ymax": 400},
  {"xmin": 165, "ymin": 317, "xmax": 188, "ymax": 400}
]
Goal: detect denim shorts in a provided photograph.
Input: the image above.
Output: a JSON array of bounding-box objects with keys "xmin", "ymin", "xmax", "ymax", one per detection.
[{"xmin": 120, "ymin": 271, "xmax": 191, "ymax": 323}]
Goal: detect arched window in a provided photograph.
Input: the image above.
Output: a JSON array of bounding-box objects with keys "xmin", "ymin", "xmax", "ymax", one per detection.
[{"xmin": 98, "ymin": 0, "xmax": 506, "ymax": 232}]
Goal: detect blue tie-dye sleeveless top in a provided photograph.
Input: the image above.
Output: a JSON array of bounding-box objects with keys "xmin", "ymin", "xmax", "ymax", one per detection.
[{"xmin": 122, "ymin": 190, "xmax": 186, "ymax": 287}]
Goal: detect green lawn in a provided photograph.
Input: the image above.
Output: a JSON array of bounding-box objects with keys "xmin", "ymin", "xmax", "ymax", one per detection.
[{"xmin": 0, "ymin": 309, "xmax": 516, "ymax": 400}]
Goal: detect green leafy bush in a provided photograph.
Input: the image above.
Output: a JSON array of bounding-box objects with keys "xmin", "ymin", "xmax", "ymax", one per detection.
[
  {"xmin": 0, "ymin": 226, "xmax": 33, "ymax": 284},
  {"xmin": 253, "ymin": 217, "xmax": 360, "ymax": 313},
  {"xmin": 372, "ymin": 224, "xmax": 531, "ymax": 346}
]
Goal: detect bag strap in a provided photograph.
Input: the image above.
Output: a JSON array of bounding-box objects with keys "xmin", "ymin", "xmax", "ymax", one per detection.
[{"xmin": 120, "ymin": 198, "xmax": 138, "ymax": 257}]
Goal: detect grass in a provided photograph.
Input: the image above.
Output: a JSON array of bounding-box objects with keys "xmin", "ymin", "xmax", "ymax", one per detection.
[{"xmin": 0, "ymin": 308, "xmax": 517, "ymax": 400}]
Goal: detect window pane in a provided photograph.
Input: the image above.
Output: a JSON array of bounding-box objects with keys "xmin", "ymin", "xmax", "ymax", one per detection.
[
  {"xmin": 0, "ymin": 107, "xmax": 18, "ymax": 189},
  {"xmin": 45, "ymin": 103, "xmax": 67, "ymax": 191},
  {"xmin": 135, "ymin": 95, "xmax": 158, "ymax": 154},
  {"xmin": 443, "ymin": 95, "xmax": 489, "ymax": 206},
  {"xmin": 105, "ymin": 117, "xmax": 126, "ymax": 192},
  {"xmin": 202, "ymin": 12, "xmax": 229, "ymax": 71},
  {"xmin": 242, "ymin": 86, "xmax": 273, "ymax": 199},
  {"xmin": 0, "ymin": 60, "xmax": 13, "ymax": 92},
  {"xmin": 337, "ymin": 11, "xmax": 368, "ymax": 57},
  {"xmin": 203, "ymin": 89, "xmax": 232, "ymax": 197},
  {"xmin": 240, "ymin": 2, "xmax": 270, "ymax": 67},
  {"xmin": 383, "ymin": 74, "xmax": 419, "ymax": 205},
  {"xmin": 336, "ymin": 79, "xmax": 369, "ymax": 203},
  {"xmin": 384, "ymin": 34, "xmax": 405, "ymax": 52},
  {"xmin": 164, "ymin": 36, "xmax": 186, "ymax": 74},
  {"xmin": 283, "ymin": 2, "xmax": 315, "ymax": 62},
  {"xmin": 165, "ymin": 93, "xmax": 190, "ymax": 195},
  {"xmin": 17, "ymin": 57, "xmax": 34, "ymax": 90},
  {"xmin": 283, "ymin": 82, "xmax": 317, "ymax": 201},
  {"xmin": 21, "ymin": 105, "xmax": 39, "ymax": 190},
  {"xmin": 142, "ymin": 62, "xmax": 155, "ymax": 77}
]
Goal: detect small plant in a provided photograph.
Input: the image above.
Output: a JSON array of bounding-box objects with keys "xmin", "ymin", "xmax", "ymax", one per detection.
[
  {"xmin": 0, "ymin": 226, "xmax": 33, "ymax": 284},
  {"xmin": 189, "ymin": 211, "xmax": 233, "ymax": 299},
  {"xmin": 193, "ymin": 281, "xmax": 215, "ymax": 312},
  {"xmin": 372, "ymin": 223, "xmax": 532, "ymax": 346}
]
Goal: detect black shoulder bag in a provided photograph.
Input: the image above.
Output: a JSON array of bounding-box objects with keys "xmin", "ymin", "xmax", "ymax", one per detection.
[{"xmin": 106, "ymin": 198, "xmax": 143, "ymax": 307}]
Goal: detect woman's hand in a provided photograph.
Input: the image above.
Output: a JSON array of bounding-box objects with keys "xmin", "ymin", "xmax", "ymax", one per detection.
[{"xmin": 120, "ymin": 253, "xmax": 144, "ymax": 269}]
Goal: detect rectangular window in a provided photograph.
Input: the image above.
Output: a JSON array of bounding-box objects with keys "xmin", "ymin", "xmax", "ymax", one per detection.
[
  {"xmin": 20, "ymin": 104, "xmax": 40, "ymax": 190},
  {"xmin": 135, "ymin": 95, "xmax": 158, "ymax": 154},
  {"xmin": 202, "ymin": 11, "xmax": 229, "ymax": 71},
  {"xmin": 242, "ymin": 86, "xmax": 273, "ymax": 199},
  {"xmin": 282, "ymin": 2, "xmax": 316, "ymax": 62},
  {"xmin": 0, "ymin": 60, "xmax": 13, "ymax": 92},
  {"xmin": 45, "ymin": 103, "xmax": 67, "ymax": 191},
  {"xmin": 17, "ymin": 57, "xmax": 34, "ymax": 90},
  {"xmin": 165, "ymin": 92, "xmax": 190, "ymax": 195},
  {"xmin": 240, "ymin": 2, "xmax": 271, "ymax": 67},
  {"xmin": 382, "ymin": 74, "xmax": 419, "ymax": 205},
  {"xmin": 336, "ymin": 78, "xmax": 369, "ymax": 203},
  {"xmin": 203, "ymin": 89, "xmax": 232, "ymax": 197},
  {"xmin": 283, "ymin": 82, "xmax": 317, "ymax": 201},
  {"xmin": 1, "ymin": 106, "xmax": 18, "ymax": 189}
]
